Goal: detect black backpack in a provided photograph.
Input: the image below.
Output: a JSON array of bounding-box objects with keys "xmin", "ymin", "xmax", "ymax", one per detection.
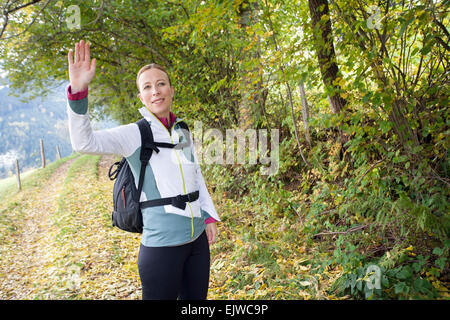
[{"xmin": 107, "ymin": 118, "xmax": 199, "ymax": 233}]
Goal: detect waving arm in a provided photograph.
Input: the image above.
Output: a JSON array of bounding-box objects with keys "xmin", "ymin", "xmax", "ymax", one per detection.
[{"xmin": 68, "ymin": 40, "xmax": 96, "ymax": 93}]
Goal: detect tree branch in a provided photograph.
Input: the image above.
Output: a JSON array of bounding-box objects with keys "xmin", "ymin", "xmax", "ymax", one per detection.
[
  {"xmin": 263, "ymin": 0, "xmax": 310, "ymax": 167},
  {"xmin": 5, "ymin": 0, "xmax": 43, "ymax": 14},
  {"xmin": 84, "ymin": 0, "xmax": 105, "ymax": 27},
  {"xmin": 0, "ymin": 0, "xmax": 51, "ymax": 41},
  {"xmin": 313, "ymin": 223, "xmax": 373, "ymax": 238},
  {"xmin": 357, "ymin": 159, "xmax": 385, "ymax": 185}
]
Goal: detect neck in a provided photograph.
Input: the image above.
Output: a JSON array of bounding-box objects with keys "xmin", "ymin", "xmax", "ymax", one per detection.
[{"xmin": 145, "ymin": 106, "xmax": 170, "ymax": 120}]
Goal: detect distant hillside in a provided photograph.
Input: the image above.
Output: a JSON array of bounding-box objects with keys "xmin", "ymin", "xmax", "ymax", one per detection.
[{"xmin": 0, "ymin": 76, "xmax": 117, "ymax": 179}]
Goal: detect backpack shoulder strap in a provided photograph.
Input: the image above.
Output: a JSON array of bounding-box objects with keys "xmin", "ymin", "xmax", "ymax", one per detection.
[
  {"xmin": 177, "ymin": 121, "xmax": 190, "ymax": 132},
  {"xmin": 135, "ymin": 119, "xmax": 155, "ymax": 202},
  {"xmin": 173, "ymin": 121, "xmax": 191, "ymax": 150},
  {"xmin": 136, "ymin": 118, "xmax": 155, "ymax": 162}
]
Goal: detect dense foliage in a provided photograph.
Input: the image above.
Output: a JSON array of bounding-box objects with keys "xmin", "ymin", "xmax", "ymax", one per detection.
[{"xmin": 0, "ymin": 0, "xmax": 448, "ymax": 299}]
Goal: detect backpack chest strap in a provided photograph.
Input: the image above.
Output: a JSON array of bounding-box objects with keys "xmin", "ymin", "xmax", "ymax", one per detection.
[{"xmin": 140, "ymin": 190, "xmax": 199, "ymax": 211}]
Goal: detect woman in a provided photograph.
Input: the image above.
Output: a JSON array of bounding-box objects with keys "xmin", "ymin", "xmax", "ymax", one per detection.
[{"xmin": 66, "ymin": 40, "xmax": 219, "ymax": 300}]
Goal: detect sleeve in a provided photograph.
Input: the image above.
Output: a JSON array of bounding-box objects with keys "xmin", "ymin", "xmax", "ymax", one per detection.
[
  {"xmin": 67, "ymin": 85, "xmax": 89, "ymax": 101},
  {"xmin": 205, "ymin": 217, "xmax": 217, "ymax": 224},
  {"xmin": 66, "ymin": 84, "xmax": 140, "ymax": 157}
]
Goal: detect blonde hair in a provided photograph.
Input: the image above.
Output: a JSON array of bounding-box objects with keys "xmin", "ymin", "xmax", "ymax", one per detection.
[{"xmin": 136, "ymin": 63, "xmax": 172, "ymax": 92}]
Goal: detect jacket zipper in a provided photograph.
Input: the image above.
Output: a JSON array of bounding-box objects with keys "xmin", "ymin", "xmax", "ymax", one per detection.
[{"xmin": 152, "ymin": 113, "xmax": 195, "ymax": 239}]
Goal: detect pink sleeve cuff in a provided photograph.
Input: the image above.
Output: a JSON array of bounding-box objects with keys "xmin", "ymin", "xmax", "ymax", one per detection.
[
  {"xmin": 66, "ymin": 84, "xmax": 89, "ymax": 100},
  {"xmin": 205, "ymin": 217, "xmax": 217, "ymax": 224}
]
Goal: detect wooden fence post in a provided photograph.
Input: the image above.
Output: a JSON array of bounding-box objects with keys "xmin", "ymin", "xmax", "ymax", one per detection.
[
  {"xmin": 15, "ymin": 159, "xmax": 21, "ymax": 191},
  {"xmin": 56, "ymin": 145, "xmax": 61, "ymax": 160},
  {"xmin": 40, "ymin": 139, "xmax": 46, "ymax": 168}
]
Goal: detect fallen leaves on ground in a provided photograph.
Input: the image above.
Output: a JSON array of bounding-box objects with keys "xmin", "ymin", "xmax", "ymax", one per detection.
[
  {"xmin": 0, "ymin": 154, "xmax": 343, "ymax": 300},
  {"xmin": 0, "ymin": 154, "xmax": 140, "ymax": 300}
]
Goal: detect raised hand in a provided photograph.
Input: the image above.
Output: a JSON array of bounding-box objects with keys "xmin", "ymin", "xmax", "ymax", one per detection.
[{"xmin": 68, "ymin": 40, "xmax": 96, "ymax": 94}]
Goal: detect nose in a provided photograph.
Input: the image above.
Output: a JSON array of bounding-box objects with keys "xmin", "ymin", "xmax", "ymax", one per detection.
[{"xmin": 151, "ymin": 86, "xmax": 160, "ymax": 96}]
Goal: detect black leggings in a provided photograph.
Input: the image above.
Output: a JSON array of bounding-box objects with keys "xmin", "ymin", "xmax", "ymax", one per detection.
[{"xmin": 138, "ymin": 231, "xmax": 210, "ymax": 300}]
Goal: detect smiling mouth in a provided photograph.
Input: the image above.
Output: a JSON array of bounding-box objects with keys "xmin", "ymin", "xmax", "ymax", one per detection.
[{"xmin": 152, "ymin": 98, "xmax": 164, "ymax": 105}]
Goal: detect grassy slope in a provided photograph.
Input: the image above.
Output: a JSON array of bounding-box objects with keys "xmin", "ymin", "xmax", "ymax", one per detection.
[{"xmin": 0, "ymin": 153, "xmax": 141, "ymax": 299}]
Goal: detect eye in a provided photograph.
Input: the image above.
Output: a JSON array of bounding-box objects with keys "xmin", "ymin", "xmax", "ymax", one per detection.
[
  {"xmin": 144, "ymin": 85, "xmax": 150, "ymax": 89},
  {"xmin": 158, "ymin": 82, "xmax": 165, "ymax": 86}
]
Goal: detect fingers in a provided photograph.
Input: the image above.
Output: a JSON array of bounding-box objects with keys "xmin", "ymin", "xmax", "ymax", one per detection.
[
  {"xmin": 79, "ymin": 40, "xmax": 85, "ymax": 62},
  {"xmin": 212, "ymin": 229, "xmax": 217, "ymax": 243},
  {"xmin": 209, "ymin": 232, "xmax": 216, "ymax": 244},
  {"xmin": 85, "ymin": 40, "xmax": 90, "ymax": 62},
  {"xmin": 73, "ymin": 40, "xmax": 89, "ymax": 64},
  {"xmin": 68, "ymin": 48, "xmax": 73, "ymax": 66},
  {"xmin": 90, "ymin": 57, "xmax": 96, "ymax": 73},
  {"xmin": 207, "ymin": 230, "xmax": 213, "ymax": 244},
  {"xmin": 74, "ymin": 42, "xmax": 78, "ymax": 64}
]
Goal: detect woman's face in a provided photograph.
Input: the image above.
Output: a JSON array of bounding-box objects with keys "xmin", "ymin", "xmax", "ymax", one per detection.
[{"xmin": 138, "ymin": 68, "xmax": 174, "ymax": 119}]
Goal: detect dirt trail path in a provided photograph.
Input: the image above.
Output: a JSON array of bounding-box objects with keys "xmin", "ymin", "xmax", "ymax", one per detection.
[
  {"xmin": 97, "ymin": 154, "xmax": 117, "ymax": 178},
  {"xmin": 0, "ymin": 157, "xmax": 78, "ymax": 299}
]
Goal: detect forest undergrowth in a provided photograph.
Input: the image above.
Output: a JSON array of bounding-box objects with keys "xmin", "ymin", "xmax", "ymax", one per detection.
[{"xmin": 0, "ymin": 144, "xmax": 448, "ymax": 299}]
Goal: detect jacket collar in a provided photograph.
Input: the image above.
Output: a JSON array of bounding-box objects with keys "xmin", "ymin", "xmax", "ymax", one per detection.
[
  {"xmin": 138, "ymin": 106, "xmax": 158, "ymax": 122},
  {"xmin": 138, "ymin": 107, "xmax": 181, "ymax": 131},
  {"xmin": 157, "ymin": 111, "xmax": 177, "ymax": 130}
]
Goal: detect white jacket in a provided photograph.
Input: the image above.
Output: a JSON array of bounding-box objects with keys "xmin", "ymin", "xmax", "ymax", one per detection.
[{"xmin": 67, "ymin": 90, "xmax": 219, "ymax": 246}]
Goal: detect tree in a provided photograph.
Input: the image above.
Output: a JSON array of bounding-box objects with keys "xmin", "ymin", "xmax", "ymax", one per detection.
[
  {"xmin": 330, "ymin": 0, "xmax": 448, "ymax": 160},
  {"xmin": 307, "ymin": 0, "xmax": 347, "ymax": 114},
  {"xmin": 236, "ymin": 0, "xmax": 268, "ymax": 130},
  {"xmin": 0, "ymin": 0, "xmax": 246, "ymax": 128},
  {"xmin": 299, "ymin": 81, "xmax": 311, "ymax": 146},
  {"xmin": 0, "ymin": 0, "xmax": 45, "ymax": 40}
]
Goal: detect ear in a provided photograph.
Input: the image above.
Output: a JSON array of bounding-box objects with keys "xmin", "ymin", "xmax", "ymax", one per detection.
[
  {"xmin": 138, "ymin": 92, "xmax": 145, "ymax": 105},
  {"xmin": 170, "ymin": 86, "xmax": 175, "ymax": 99}
]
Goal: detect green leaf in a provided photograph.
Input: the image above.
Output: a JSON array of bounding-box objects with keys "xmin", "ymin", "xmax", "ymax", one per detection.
[
  {"xmin": 380, "ymin": 121, "xmax": 393, "ymax": 134},
  {"xmin": 432, "ymin": 247, "xmax": 444, "ymax": 256},
  {"xmin": 394, "ymin": 282, "xmax": 407, "ymax": 294},
  {"xmin": 396, "ymin": 266, "xmax": 412, "ymax": 280},
  {"xmin": 398, "ymin": 17, "xmax": 415, "ymax": 37},
  {"xmin": 435, "ymin": 257, "xmax": 446, "ymax": 270}
]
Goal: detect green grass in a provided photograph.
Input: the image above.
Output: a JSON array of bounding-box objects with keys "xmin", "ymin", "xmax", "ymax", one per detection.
[
  {"xmin": 0, "ymin": 169, "xmax": 36, "ymax": 196},
  {"xmin": 54, "ymin": 154, "xmax": 101, "ymax": 244},
  {"xmin": 0, "ymin": 153, "xmax": 80, "ymax": 245},
  {"xmin": 0, "ymin": 153, "xmax": 79, "ymax": 202}
]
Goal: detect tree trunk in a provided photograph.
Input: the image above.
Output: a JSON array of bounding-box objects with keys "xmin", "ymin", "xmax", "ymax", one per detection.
[
  {"xmin": 299, "ymin": 81, "xmax": 311, "ymax": 146},
  {"xmin": 308, "ymin": 0, "xmax": 347, "ymax": 114},
  {"xmin": 237, "ymin": 0, "xmax": 266, "ymax": 130},
  {"xmin": 308, "ymin": 0, "xmax": 350, "ymax": 159}
]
